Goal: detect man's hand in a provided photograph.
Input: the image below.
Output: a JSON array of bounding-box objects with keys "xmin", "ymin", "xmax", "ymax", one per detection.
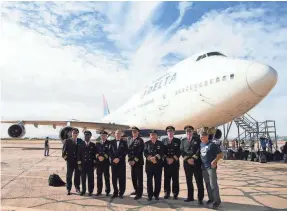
[
  {"xmin": 129, "ymin": 161, "xmax": 135, "ymax": 166},
  {"xmin": 150, "ymin": 156, "xmax": 157, "ymax": 164},
  {"xmin": 113, "ymin": 158, "xmax": 120, "ymax": 164},
  {"xmin": 211, "ymin": 160, "xmax": 217, "ymax": 168},
  {"xmin": 98, "ymin": 156, "xmax": 104, "ymax": 162},
  {"xmin": 187, "ymin": 158, "xmax": 194, "ymax": 165}
]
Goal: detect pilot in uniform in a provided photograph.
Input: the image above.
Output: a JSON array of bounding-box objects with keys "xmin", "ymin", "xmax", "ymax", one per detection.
[
  {"xmin": 77, "ymin": 130, "xmax": 96, "ymax": 196},
  {"xmin": 62, "ymin": 128, "xmax": 83, "ymax": 195},
  {"xmin": 162, "ymin": 126, "xmax": 181, "ymax": 200},
  {"xmin": 144, "ymin": 130, "xmax": 165, "ymax": 201},
  {"xmin": 127, "ymin": 126, "xmax": 144, "ymax": 200},
  {"xmin": 109, "ymin": 129, "xmax": 128, "ymax": 199},
  {"xmin": 180, "ymin": 125, "xmax": 204, "ymax": 204},
  {"xmin": 95, "ymin": 130, "xmax": 111, "ymax": 196}
]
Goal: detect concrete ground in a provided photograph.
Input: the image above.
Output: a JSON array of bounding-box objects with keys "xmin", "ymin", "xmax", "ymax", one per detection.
[{"xmin": 1, "ymin": 140, "xmax": 287, "ymax": 211}]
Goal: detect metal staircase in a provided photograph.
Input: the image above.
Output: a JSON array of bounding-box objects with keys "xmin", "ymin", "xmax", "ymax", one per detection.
[{"xmin": 233, "ymin": 114, "xmax": 278, "ymax": 149}]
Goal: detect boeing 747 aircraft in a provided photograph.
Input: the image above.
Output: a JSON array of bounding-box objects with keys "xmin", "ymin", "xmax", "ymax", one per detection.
[{"xmin": 1, "ymin": 51, "xmax": 278, "ymax": 140}]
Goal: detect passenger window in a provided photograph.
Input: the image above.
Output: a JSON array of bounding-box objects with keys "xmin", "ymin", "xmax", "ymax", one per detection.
[
  {"xmin": 230, "ymin": 74, "xmax": 234, "ymax": 79},
  {"xmin": 222, "ymin": 76, "xmax": 226, "ymax": 81},
  {"xmin": 190, "ymin": 84, "xmax": 193, "ymax": 90},
  {"xmin": 199, "ymin": 82, "xmax": 203, "ymax": 88},
  {"xmin": 195, "ymin": 84, "xmax": 198, "ymax": 89},
  {"xmin": 210, "ymin": 79, "xmax": 213, "ymax": 84},
  {"xmin": 216, "ymin": 77, "xmax": 220, "ymax": 83},
  {"xmin": 205, "ymin": 81, "xmax": 208, "ymax": 86}
]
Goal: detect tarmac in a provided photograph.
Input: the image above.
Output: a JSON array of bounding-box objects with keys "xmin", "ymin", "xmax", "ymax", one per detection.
[{"xmin": 1, "ymin": 140, "xmax": 287, "ymax": 211}]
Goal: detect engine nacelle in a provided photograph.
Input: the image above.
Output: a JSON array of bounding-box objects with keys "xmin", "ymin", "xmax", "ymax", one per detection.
[
  {"xmin": 8, "ymin": 124, "xmax": 26, "ymax": 138},
  {"xmin": 59, "ymin": 126, "xmax": 74, "ymax": 141}
]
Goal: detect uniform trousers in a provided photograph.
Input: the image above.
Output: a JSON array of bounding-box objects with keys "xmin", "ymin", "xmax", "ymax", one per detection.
[
  {"xmin": 111, "ymin": 162, "xmax": 126, "ymax": 196},
  {"xmin": 164, "ymin": 163, "xmax": 179, "ymax": 197},
  {"xmin": 131, "ymin": 165, "xmax": 143, "ymax": 197},
  {"xmin": 80, "ymin": 163, "xmax": 94, "ymax": 193},
  {"xmin": 146, "ymin": 165, "xmax": 162, "ymax": 198},
  {"xmin": 96, "ymin": 162, "xmax": 110, "ymax": 194},
  {"xmin": 66, "ymin": 162, "xmax": 80, "ymax": 191},
  {"xmin": 183, "ymin": 163, "xmax": 204, "ymax": 200}
]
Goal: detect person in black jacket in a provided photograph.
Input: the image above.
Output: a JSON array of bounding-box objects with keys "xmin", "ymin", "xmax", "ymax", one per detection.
[
  {"xmin": 180, "ymin": 125, "xmax": 204, "ymax": 205},
  {"xmin": 127, "ymin": 126, "xmax": 144, "ymax": 200},
  {"xmin": 144, "ymin": 130, "xmax": 165, "ymax": 201},
  {"xmin": 95, "ymin": 130, "xmax": 111, "ymax": 196},
  {"xmin": 62, "ymin": 128, "xmax": 83, "ymax": 195},
  {"xmin": 44, "ymin": 137, "xmax": 49, "ymax": 156},
  {"xmin": 77, "ymin": 130, "xmax": 96, "ymax": 196},
  {"xmin": 109, "ymin": 129, "xmax": 128, "ymax": 199},
  {"xmin": 162, "ymin": 126, "xmax": 181, "ymax": 200}
]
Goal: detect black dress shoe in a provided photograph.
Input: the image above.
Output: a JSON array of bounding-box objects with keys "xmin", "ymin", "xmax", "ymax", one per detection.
[
  {"xmin": 212, "ymin": 202, "xmax": 220, "ymax": 209},
  {"xmin": 88, "ymin": 193, "xmax": 92, "ymax": 196},
  {"xmin": 147, "ymin": 197, "xmax": 152, "ymax": 201},
  {"xmin": 67, "ymin": 191, "xmax": 71, "ymax": 195},
  {"xmin": 111, "ymin": 194, "xmax": 118, "ymax": 199},
  {"xmin": 130, "ymin": 191, "xmax": 136, "ymax": 195},
  {"xmin": 96, "ymin": 193, "xmax": 101, "ymax": 196},
  {"xmin": 184, "ymin": 198, "xmax": 194, "ymax": 202},
  {"xmin": 134, "ymin": 196, "xmax": 141, "ymax": 200},
  {"xmin": 173, "ymin": 196, "xmax": 178, "ymax": 200},
  {"xmin": 198, "ymin": 200, "xmax": 203, "ymax": 205},
  {"xmin": 119, "ymin": 195, "xmax": 123, "ymax": 199},
  {"xmin": 206, "ymin": 200, "xmax": 214, "ymax": 205},
  {"xmin": 80, "ymin": 192, "xmax": 85, "ymax": 196},
  {"xmin": 76, "ymin": 188, "xmax": 81, "ymax": 193},
  {"xmin": 164, "ymin": 195, "xmax": 169, "ymax": 199},
  {"xmin": 106, "ymin": 193, "xmax": 110, "ymax": 196},
  {"xmin": 155, "ymin": 196, "xmax": 159, "ymax": 200}
]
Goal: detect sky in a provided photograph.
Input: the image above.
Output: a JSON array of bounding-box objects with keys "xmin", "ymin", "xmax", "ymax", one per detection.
[{"xmin": 1, "ymin": 1, "xmax": 287, "ymax": 139}]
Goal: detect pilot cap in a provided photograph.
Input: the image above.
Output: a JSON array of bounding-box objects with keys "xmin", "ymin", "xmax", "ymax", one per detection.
[
  {"xmin": 131, "ymin": 126, "xmax": 140, "ymax": 131},
  {"xmin": 84, "ymin": 130, "xmax": 92, "ymax": 136},
  {"xmin": 149, "ymin": 130, "xmax": 157, "ymax": 134},
  {"xmin": 166, "ymin": 126, "xmax": 175, "ymax": 131},
  {"xmin": 100, "ymin": 130, "xmax": 108, "ymax": 135},
  {"xmin": 184, "ymin": 125, "xmax": 194, "ymax": 131},
  {"xmin": 72, "ymin": 128, "xmax": 79, "ymax": 133}
]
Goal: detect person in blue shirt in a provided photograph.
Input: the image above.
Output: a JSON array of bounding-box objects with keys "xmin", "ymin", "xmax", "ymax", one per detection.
[
  {"xmin": 200, "ymin": 130, "xmax": 223, "ymax": 209},
  {"xmin": 260, "ymin": 137, "xmax": 267, "ymax": 152}
]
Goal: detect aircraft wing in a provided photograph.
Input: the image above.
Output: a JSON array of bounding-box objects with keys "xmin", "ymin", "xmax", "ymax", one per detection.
[{"xmin": 1, "ymin": 120, "xmax": 130, "ymax": 132}]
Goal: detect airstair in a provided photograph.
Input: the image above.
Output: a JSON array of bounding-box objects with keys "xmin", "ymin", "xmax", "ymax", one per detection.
[{"xmin": 233, "ymin": 113, "xmax": 277, "ymax": 149}]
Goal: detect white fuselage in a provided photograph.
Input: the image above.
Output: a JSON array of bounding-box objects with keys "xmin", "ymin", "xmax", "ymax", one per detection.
[{"xmin": 102, "ymin": 54, "xmax": 278, "ymax": 130}]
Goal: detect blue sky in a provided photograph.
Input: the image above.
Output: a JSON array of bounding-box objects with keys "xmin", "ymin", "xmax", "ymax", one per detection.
[{"xmin": 1, "ymin": 1, "xmax": 287, "ymax": 138}]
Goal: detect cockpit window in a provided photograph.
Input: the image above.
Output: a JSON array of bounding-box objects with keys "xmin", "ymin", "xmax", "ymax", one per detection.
[
  {"xmin": 207, "ymin": 52, "xmax": 226, "ymax": 57},
  {"xmin": 196, "ymin": 51, "xmax": 226, "ymax": 62}
]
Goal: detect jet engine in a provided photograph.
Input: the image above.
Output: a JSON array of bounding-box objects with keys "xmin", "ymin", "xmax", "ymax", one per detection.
[
  {"xmin": 8, "ymin": 124, "xmax": 26, "ymax": 138},
  {"xmin": 59, "ymin": 126, "xmax": 74, "ymax": 141}
]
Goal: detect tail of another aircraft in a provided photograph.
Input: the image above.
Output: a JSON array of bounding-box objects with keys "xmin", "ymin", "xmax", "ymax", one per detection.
[{"xmin": 102, "ymin": 95, "xmax": 110, "ymax": 117}]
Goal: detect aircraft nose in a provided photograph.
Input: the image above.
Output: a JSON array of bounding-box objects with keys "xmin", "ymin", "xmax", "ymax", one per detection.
[{"xmin": 246, "ymin": 62, "xmax": 278, "ymax": 97}]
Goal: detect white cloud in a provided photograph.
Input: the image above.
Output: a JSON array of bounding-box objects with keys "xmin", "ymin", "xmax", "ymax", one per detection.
[{"xmin": 1, "ymin": 2, "xmax": 287, "ymax": 138}]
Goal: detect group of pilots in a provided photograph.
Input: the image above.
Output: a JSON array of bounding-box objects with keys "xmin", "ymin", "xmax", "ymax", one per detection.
[{"xmin": 62, "ymin": 125, "xmax": 223, "ymax": 209}]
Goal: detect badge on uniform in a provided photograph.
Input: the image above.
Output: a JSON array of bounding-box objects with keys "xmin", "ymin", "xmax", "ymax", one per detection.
[
  {"xmin": 157, "ymin": 146, "xmax": 160, "ymax": 149},
  {"xmin": 174, "ymin": 143, "xmax": 178, "ymax": 147},
  {"xmin": 194, "ymin": 142, "xmax": 197, "ymax": 144}
]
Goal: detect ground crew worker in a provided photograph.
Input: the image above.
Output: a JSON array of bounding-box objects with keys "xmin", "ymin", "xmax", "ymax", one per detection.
[
  {"xmin": 200, "ymin": 128, "xmax": 223, "ymax": 209},
  {"xmin": 62, "ymin": 128, "xmax": 83, "ymax": 195},
  {"xmin": 281, "ymin": 142, "xmax": 287, "ymax": 163},
  {"xmin": 77, "ymin": 130, "xmax": 96, "ymax": 196},
  {"xmin": 95, "ymin": 130, "xmax": 111, "ymax": 196},
  {"xmin": 44, "ymin": 137, "xmax": 49, "ymax": 156},
  {"xmin": 127, "ymin": 126, "xmax": 144, "ymax": 200},
  {"xmin": 180, "ymin": 125, "xmax": 204, "ymax": 205},
  {"xmin": 144, "ymin": 130, "xmax": 165, "ymax": 201},
  {"xmin": 109, "ymin": 129, "xmax": 128, "ymax": 199},
  {"xmin": 162, "ymin": 126, "xmax": 181, "ymax": 200}
]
